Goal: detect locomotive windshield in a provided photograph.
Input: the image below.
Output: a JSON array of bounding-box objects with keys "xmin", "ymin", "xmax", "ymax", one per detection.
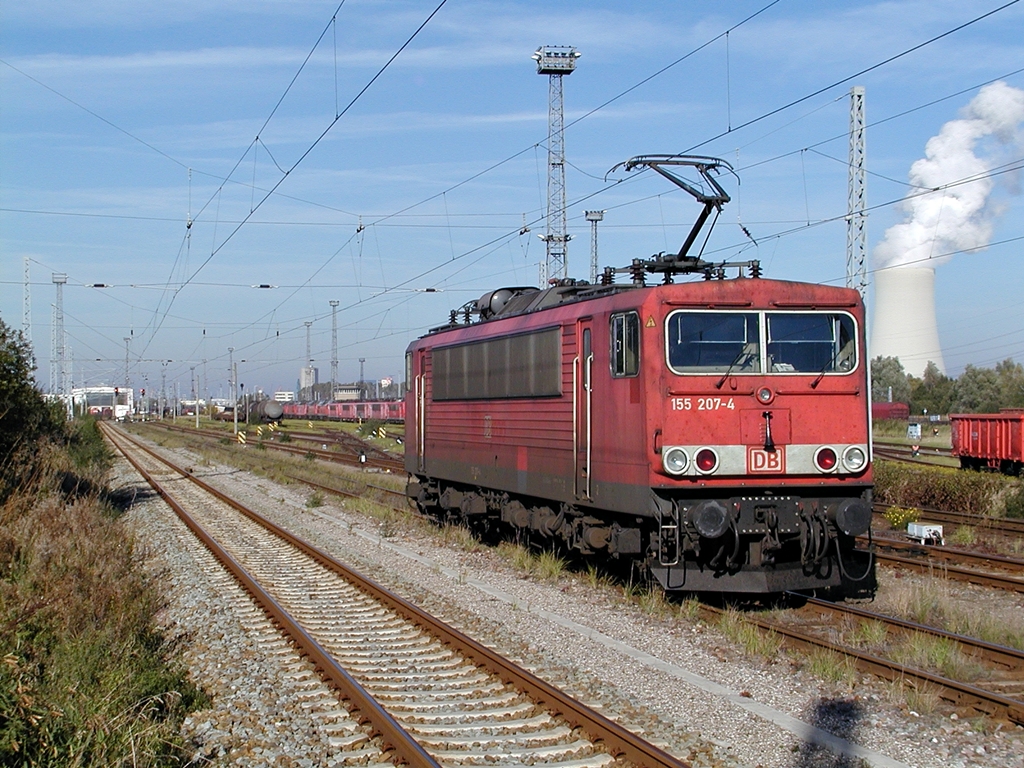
[
  {"xmin": 666, "ymin": 310, "xmax": 857, "ymax": 375},
  {"xmin": 766, "ymin": 313, "xmax": 856, "ymax": 373},
  {"xmin": 667, "ymin": 312, "xmax": 761, "ymax": 373}
]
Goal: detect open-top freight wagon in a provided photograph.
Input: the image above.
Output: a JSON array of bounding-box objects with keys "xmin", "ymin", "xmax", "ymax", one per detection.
[{"xmin": 951, "ymin": 411, "xmax": 1024, "ymax": 475}]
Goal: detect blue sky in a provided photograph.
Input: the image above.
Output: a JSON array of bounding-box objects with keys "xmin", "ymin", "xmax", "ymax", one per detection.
[{"xmin": 3, "ymin": 0, "xmax": 1023, "ymax": 398}]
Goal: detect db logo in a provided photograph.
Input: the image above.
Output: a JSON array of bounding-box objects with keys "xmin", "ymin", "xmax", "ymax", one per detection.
[{"xmin": 748, "ymin": 447, "xmax": 785, "ymax": 473}]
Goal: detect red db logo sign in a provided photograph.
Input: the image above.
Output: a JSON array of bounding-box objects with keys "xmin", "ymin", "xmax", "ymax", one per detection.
[{"xmin": 748, "ymin": 447, "xmax": 785, "ymax": 473}]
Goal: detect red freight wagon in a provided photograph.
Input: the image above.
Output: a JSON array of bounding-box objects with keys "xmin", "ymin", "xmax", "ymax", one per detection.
[
  {"xmin": 871, "ymin": 401, "xmax": 910, "ymax": 421},
  {"xmin": 950, "ymin": 411, "xmax": 1024, "ymax": 475}
]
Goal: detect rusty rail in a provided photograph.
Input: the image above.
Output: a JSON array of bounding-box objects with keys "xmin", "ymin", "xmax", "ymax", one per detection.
[
  {"xmin": 101, "ymin": 424, "xmax": 440, "ymax": 768},
  {"xmin": 104, "ymin": 423, "xmax": 691, "ymax": 768}
]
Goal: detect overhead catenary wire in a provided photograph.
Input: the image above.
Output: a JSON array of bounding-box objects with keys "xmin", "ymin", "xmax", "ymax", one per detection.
[{"xmin": 16, "ymin": 3, "xmax": 1024, "ymax": 387}]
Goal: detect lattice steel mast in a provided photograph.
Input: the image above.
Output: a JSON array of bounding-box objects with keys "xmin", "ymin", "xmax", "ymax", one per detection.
[
  {"xmin": 585, "ymin": 210, "xmax": 604, "ymax": 284},
  {"xmin": 52, "ymin": 273, "xmax": 68, "ymax": 398},
  {"xmin": 23, "ymin": 257, "xmax": 31, "ymax": 345},
  {"xmin": 846, "ymin": 86, "xmax": 867, "ymax": 296},
  {"xmin": 329, "ymin": 300, "xmax": 339, "ymax": 399},
  {"xmin": 533, "ymin": 46, "xmax": 579, "ymax": 286}
]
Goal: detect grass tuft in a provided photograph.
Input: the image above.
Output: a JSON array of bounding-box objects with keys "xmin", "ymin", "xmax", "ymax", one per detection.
[{"xmin": 805, "ymin": 648, "xmax": 857, "ymax": 686}]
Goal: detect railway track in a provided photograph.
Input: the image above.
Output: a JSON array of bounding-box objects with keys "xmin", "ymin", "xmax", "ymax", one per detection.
[
  {"xmin": 873, "ymin": 502, "xmax": 1024, "ymax": 538},
  {"xmin": 874, "ymin": 439, "xmax": 952, "ymax": 458},
  {"xmin": 698, "ymin": 596, "xmax": 1024, "ymax": 723},
  {"xmin": 102, "ymin": 423, "xmax": 689, "ymax": 768},
  {"xmin": 143, "ymin": 421, "xmax": 405, "ymax": 473}
]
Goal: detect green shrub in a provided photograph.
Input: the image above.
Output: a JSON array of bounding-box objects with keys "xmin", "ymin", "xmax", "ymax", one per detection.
[
  {"xmin": 1005, "ymin": 484, "xmax": 1024, "ymax": 519},
  {"xmin": 873, "ymin": 459, "xmax": 1010, "ymax": 515}
]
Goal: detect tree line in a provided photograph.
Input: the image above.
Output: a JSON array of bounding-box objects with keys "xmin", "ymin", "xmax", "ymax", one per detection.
[{"xmin": 871, "ymin": 356, "xmax": 1024, "ymax": 416}]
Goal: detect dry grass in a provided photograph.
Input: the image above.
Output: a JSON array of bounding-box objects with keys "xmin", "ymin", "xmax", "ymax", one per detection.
[
  {"xmin": 804, "ymin": 648, "xmax": 857, "ymax": 686},
  {"xmin": 884, "ymin": 577, "xmax": 1024, "ymax": 651},
  {"xmin": 892, "ymin": 633, "xmax": 983, "ymax": 682},
  {"xmin": 718, "ymin": 608, "xmax": 784, "ymax": 660},
  {"xmin": 0, "ymin": 423, "xmax": 206, "ymax": 765},
  {"xmin": 495, "ymin": 542, "xmax": 567, "ymax": 582}
]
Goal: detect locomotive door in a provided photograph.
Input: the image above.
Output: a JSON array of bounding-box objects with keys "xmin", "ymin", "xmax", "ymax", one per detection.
[
  {"xmin": 574, "ymin": 319, "xmax": 594, "ymax": 500},
  {"xmin": 414, "ymin": 349, "xmax": 426, "ymax": 473}
]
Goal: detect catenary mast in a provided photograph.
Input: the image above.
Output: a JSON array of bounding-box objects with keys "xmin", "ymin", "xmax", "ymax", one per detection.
[
  {"xmin": 533, "ymin": 46, "xmax": 579, "ymax": 286},
  {"xmin": 846, "ymin": 86, "xmax": 867, "ymax": 296}
]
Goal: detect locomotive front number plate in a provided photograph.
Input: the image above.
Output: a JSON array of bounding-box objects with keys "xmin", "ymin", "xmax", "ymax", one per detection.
[{"xmin": 748, "ymin": 447, "xmax": 786, "ymax": 473}]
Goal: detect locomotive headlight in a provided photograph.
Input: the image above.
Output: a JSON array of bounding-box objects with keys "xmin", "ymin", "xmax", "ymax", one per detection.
[
  {"xmin": 842, "ymin": 446, "xmax": 867, "ymax": 472},
  {"xmin": 663, "ymin": 447, "xmax": 689, "ymax": 476},
  {"xmin": 756, "ymin": 387, "xmax": 774, "ymax": 404}
]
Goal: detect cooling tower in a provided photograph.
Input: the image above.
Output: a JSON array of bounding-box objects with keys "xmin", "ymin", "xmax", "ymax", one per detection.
[{"xmin": 870, "ymin": 266, "xmax": 945, "ymax": 378}]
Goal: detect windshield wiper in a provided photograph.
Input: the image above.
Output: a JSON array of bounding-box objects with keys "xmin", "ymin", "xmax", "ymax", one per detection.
[
  {"xmin": 810, "ymin": 348, "xmax": 842, "ymax": 389},
  {"xmin": 716, "ymin": 349, "xmax": 751, "ymax": 389}
]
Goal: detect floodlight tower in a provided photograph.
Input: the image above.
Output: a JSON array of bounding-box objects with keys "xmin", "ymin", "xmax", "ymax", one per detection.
[
  {"xmin": 585, "ymin": 210, "xmax": 604, "ymax": 284},
  {"xmin": 533, "ymin": 45, "xmax": 580, "ymax": 286},
  {"xmin": 846, "ymin": 86, "xmax": 867, "ymax": 296},
  {"xmin": 51, "ymin": 273, "xmax": 68, "ymax": 398},
  {"xmin": 329, "ymin": 300, "xmax": 339, "ymax": 399}
]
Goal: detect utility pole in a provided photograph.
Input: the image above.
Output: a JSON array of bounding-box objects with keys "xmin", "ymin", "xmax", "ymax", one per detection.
[
  {"xmin": 329, "ymin": 300, "xmax": 339, "ymax": 401},
  {"xmin": 585, "ymin": 210, "xmax": 604, "ymax": 284},
  {"xmin": 533, "ymin": 46, "xmax": 579, "ymax": 286},
  {"xmin": 846, "ymin": 85, "xmax": 867, "ymax": 297},
  {"xmin": 359, "ymin": 357, "xmax": 365, "ymax": 399}
]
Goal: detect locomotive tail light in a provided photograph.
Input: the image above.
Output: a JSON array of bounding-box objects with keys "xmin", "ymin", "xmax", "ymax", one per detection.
[
  {"xmin": 694, "ymin": 448, "xmax": 719, "ymax": 474},
  {"xmin": 842, "ymin": 445, "xmax": 867, "ymax": 472},
  {"xmin": 687, "ymin": 500, "xmax": 730, "ymax": 539},
  {"xmin": 829, "ymin": 498, "xmax": 872, "ymax": 537},
  {"xmin": 756, "ymin": 386, "xmax": 774, "ymax": 404},
  {"xmin": 663, "ymin": 447, "xmax": 689, "ymax": 476},
  {"xmin": 814, "ymin": 446, "xmax": 838, "ymax": 472}
]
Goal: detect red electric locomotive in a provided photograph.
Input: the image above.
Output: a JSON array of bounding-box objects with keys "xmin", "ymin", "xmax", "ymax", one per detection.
[{"xmin": 404, "ymin": 156, "xmax": 874, "ymax": 594}]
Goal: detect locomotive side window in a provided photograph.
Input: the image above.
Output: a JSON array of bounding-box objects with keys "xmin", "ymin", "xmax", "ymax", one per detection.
[
  {"xmin": 766, "ymin": 313, "xmax": 856, "ymax": 374},
  {"xmin": 610, "ymin": 311, "xmax": 640, "ymax": 377},
  {"xmin": 432, "ymin": 327, "xmax": 561, "ymax": 400},
  {"xmin": 666, "ymin": 312, "xmax": 761, "ymax": 374}
]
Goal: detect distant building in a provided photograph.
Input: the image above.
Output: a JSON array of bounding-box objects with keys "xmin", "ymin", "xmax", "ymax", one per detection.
[
  {"xmin": 299, "ymin": 367, "xmax": 318, "ymax": 399},
  {"xmin": 274, "ymin": 391, "xmax": 296, "ymax": 403},
  {"xmin": 333, "ymin": 385, "xmax": 360, "ymax": 401},
  {"xmin": 71, "ymin": 386, "xmax": 132, "ymax": 420}
]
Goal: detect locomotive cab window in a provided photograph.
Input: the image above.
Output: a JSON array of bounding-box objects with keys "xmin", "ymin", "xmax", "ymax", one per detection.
[
  {"xmin": 666, "ymin": 311, "xmax": 761, "ymax": 374},
  {"xmin": 610, "ymin": 311, "xmax": 640, "ymax": 377},
  {"xmin": 766, "ymin": 313, "xmax": 856, "ymax": 374}
]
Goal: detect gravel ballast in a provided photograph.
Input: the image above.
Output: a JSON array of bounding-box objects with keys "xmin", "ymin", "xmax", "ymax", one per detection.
[{"xmin": 117, "ymin": 433, "xmax": 1024, "ymax": 767}]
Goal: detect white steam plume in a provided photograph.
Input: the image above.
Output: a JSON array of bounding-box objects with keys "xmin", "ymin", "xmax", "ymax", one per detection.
[{"xmin": 873, "ymin": 81, "xmax": 1024, "ymax": 271}]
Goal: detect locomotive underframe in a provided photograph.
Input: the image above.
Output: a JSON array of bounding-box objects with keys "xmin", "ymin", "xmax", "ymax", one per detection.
[{"xmin": 407, "ymin": 472, "xmax": 874, "ymax": 594}]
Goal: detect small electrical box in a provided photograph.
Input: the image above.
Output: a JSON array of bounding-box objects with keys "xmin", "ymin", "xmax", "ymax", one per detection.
[{"xmin": 907, "ymin": 522, "xmax": 944, "ymax": 546}]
